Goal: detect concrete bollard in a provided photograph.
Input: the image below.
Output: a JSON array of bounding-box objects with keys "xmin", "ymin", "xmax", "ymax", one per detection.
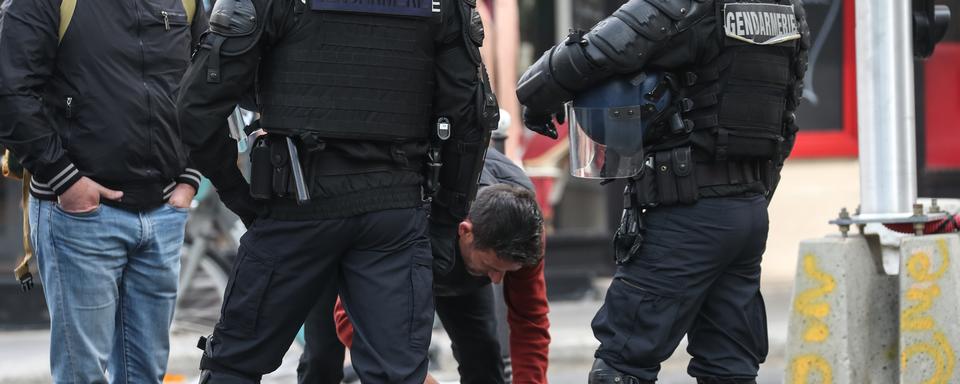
[
  {"xmin": 898, "ymin": 234, "xmax": 960, "ymax": 384},
  {"xmin": 785, "ymin": 234, "xmax": 899, "ymax": 384}
]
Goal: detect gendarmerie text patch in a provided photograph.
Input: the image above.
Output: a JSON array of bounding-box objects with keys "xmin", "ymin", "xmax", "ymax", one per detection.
[{"xmin": 724, "ymin": 3, "xmax": 801, "ymax": 45}]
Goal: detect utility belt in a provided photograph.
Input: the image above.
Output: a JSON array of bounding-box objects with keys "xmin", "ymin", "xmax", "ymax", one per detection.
[
  {"xmin": 612, "ymin": 146, "xmax": 770, "ymax": 264},
  {"xmin": 247, "ymin": 130, "xmax": 439, "ymax": 205},
  {"xmin": 627, "ymin": 147, "xmax": 770, "ymax": 208}
]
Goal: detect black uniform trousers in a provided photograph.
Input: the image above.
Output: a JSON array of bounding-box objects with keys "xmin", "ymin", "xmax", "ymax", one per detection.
[
  {"xmin": 592, "ymin": 195, "xmax": 770, "ymax": 381},
  {"xmin": 202, "ymin": 207, "xmax": 434, "ymax": 384},
  {"xmin": 297, "ymin": 304, "xmax": 346, "ymax": 384},
  {"xmin": 435, "ymin": 286, "xmax": 506, "ymax": 384},
  {"xmin": 297, "ymin": 283, "xmax": 506, "ymax": 384}
]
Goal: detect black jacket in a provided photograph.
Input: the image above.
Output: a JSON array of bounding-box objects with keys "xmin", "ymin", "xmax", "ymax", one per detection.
[{"xmin": 0, "ymin": 0, "xmax": 206, "ymax": 209}]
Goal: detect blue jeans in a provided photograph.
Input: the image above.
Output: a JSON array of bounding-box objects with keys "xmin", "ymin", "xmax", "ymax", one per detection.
[{"xmin": 29, "ymin": 198, "xmax": 188, "ymax": 384}]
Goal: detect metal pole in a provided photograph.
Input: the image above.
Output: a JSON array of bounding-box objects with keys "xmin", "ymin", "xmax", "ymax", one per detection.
[
  {"xmin": 855, "ymin": 0, "xmax": 918, "ymax": 220},
  {"xmin": 555, "ymin": 0, "xmax": 573, "ymax": 42}
]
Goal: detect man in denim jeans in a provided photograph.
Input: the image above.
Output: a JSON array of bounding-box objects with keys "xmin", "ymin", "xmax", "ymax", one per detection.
[{"xmin": 0, "ymin": 1, "xmax": 207, "ymax": 382}]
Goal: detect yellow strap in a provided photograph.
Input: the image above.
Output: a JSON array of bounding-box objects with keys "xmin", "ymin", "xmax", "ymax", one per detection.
[
  {"xmin": 1, "ymin": 149, "xmax": 18, "ymax": 180},
  {"xmin": 182, "ymin": 0, "xmax": 196, "ymax": 25},
  {"xmin": 58, "ymin": 0, "xmax": 77, "ymax": 43},
  {"xmin": 14, "ymin": 172, "xmax": 33, "ymax": 283}
]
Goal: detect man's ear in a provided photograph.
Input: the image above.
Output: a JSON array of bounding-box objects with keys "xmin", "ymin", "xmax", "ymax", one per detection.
[{"xmin": 458, "ymin": 220, "xmax": 472, "ymax": 238}]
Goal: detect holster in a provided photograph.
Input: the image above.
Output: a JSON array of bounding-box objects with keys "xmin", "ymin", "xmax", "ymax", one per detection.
[
  {"xmin": 424, "ymin": 118, "xmax": 451, "ymax": 198},
  {"xmin": 613, "ymin": 178, "xmax": 645, "ymax": 265},
  {"xmin": 248, "ymin": 135, "xmax": 295, "ymax": 200},
  {"xmin": 249, "ymin": 136, "xmax": 273, "ymax": 200}
]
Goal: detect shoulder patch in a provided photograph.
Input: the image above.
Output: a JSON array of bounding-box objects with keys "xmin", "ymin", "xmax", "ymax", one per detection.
[
  {"xmin": 723, "ymin": 3, "xmax": 801, "ymax": 45},
  {"xmin": 311, "ymin": 0, "xmax": 439, "ymax": 18}
]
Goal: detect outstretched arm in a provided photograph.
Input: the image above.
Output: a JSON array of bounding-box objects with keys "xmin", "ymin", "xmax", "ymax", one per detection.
[{"xmin": 516, "ymin": 0, "xmax": 715, "ymax": 137}]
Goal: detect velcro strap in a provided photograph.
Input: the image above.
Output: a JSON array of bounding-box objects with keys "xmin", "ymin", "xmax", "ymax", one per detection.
[
  {"xmin": 207, "ymin": 35, "xmax": 226, "ymax": 83},
  {"xmin": 719, "ymin": 94, "xmax": 784, "ymax": 128},
  {"xmin": 729, "ymin": 52, "xmax": 791, "ymax": 87},
  {"xmin": 695, "ymin": 161, "xmax": 760, "ymax": 187}
]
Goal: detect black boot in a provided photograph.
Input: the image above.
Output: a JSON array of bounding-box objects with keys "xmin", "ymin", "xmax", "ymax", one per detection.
[{"xmin": 588, "ymin": 359, "xmax": 655, "ymax": 384}]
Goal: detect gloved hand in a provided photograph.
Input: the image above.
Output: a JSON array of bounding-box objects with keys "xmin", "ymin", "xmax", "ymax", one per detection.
[
  {"xmin": 217, "ymin": 183, "xmax": 260, "ymax": 228},
  {"xmin": 429, "ymin": 219, "xmax": 458, "ymax": 277},
  {"xmin": 522, "ymin": 105, "xmax": 565, "ymax": 139}
]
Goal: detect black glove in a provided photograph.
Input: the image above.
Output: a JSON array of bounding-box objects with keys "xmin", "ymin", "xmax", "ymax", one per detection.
[
  {"xmin": 522, "ymin": 105, "xmax": 565, "ymax": 139},
  {"xmin": 217, "ymin": 183, "xmax": 260, "ymax": 228}
]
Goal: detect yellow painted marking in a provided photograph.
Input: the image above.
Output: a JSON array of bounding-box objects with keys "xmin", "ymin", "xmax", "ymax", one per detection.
[
  {"xmin": 789, "ymin": 354, "xmax": 833, "ymax": 384},
  {"xmin": 900, "ymin": 239, "xmax": 955, "ymax": 383},
  {"xmin": 794, "ymin": 254, "xmax": 836, "ymax": 342},
  {"xmin": 901, "ymin": 332, "xmax": 956, "ymax": 384},
  {"xmin": 906, "ymin": 248, "xmax": 949, "ymax": 283},
  {"xmin": 902, "ymin": 284, "xmax": 940, "ymax": 332}
]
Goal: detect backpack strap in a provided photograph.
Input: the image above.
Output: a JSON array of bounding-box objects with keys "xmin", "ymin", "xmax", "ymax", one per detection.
[
  {"xmin": 58, "ymin": 0, "xmax": 77, "ymax": 43},
  {"xmin": 182, "ymin": 0, "xmax": 196, "ymax": 24},
  {"xmin": 14, "ymin": 172, "xmax": 34, "ymax": 292}
]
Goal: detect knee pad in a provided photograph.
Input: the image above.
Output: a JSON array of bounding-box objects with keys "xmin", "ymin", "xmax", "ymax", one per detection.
[{"xmin": 588, "ymin": 359, "xmax": 654, "ymax": 384}]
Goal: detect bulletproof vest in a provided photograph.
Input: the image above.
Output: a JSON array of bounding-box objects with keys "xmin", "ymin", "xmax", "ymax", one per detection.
[
  {"xmin": 671, "ymin": 0, "xmax": 802, "ymax": 162},
  {"xmin": 258, "ymin": 6, "xmax": 438, "ymax": 141}
]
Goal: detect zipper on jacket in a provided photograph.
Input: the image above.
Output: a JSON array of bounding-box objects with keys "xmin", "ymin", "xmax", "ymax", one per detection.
[
  {"xmin": 65, "ymin": 97, "xmax": 73, "ymax": 118},
  {"xmin": 161, "ymin": 10, "xmax": 170, "ymax": 30}
]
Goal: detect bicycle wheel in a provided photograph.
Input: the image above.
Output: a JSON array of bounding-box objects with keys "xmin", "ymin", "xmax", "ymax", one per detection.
[{"xmin": 173, "ymin": 248, "xmax": 233, "ymax": 333}]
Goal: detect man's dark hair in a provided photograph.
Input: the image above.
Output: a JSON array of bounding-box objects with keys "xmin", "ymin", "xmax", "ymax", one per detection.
[{"xmin": 467, "ymin": 184, "xmax": 544, "ymax": 266}]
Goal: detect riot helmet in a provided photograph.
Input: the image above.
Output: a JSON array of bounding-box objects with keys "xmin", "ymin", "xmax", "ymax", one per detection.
[{"xmin": 567, "ymin": 72, "xmax": 673, "ymax": 179}]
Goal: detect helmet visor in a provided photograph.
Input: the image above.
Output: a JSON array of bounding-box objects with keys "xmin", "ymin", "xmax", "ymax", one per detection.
[{"xmin": 567, "ymin": 103, "xmax": 646, "ymax": 179}]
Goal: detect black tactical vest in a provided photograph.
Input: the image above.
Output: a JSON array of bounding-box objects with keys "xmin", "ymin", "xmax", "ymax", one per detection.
[
  {"xmin": 669, "ymin": 0, "xmax": 803, "ymax": 163},
  {"xmin": 258, "ymin": 8, "xmax": 437, "ymax": 141}
]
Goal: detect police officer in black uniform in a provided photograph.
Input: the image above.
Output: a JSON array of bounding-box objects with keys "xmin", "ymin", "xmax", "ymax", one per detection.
[
  {"xmin": 176, "ymin": 0, "xmax": 498, "ymax": 382},
  {"xmin": 517, "ymin": 1, "xmax": 810, "ymax": 383}
]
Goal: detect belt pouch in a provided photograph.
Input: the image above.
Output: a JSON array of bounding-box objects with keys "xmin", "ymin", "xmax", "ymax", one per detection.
[
  {"xmin": 654, "ymin": 151, "xmax": 678, "ymax": 205},
  {"xmin": 672, "ymin": 147, "xmax": 698, "ymax": 204},
  {"xmin": 249, "ymin": 137, "xmax": 273, "ymax": 200}
]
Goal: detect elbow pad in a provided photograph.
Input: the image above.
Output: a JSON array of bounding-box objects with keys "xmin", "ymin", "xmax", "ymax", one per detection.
[{"xmin": 203, "ymin": 0, "xmax": 263, "ymax": 83}]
